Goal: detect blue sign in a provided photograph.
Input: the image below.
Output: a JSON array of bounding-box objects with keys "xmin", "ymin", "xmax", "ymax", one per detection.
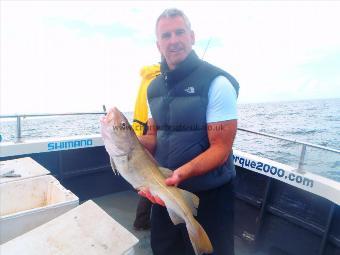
[{"xmin": 48, "ymin": 139, "xmax": 93, "ymax": 151}]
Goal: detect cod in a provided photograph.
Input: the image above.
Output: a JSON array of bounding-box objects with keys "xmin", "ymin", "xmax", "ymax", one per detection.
[{"xmin": 100, "ymin": 107, "xmax": 213, "ymax": 255}]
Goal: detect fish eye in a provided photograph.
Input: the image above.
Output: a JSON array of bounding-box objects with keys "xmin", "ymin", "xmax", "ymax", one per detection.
[{"xmin": 121, "ymin": 122, "xmax": 126, "ymax": 128}]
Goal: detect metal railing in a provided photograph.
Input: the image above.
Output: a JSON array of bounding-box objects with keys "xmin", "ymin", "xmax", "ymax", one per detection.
[
  {"xmin": 237, "ymin": 128, "xmax": 339, "ymax": 154},
  {"xmin": 1, "ymin": 112, "xmax": 339, "ymax": 174},
  {"xmin": 0, "ymin": 112, "xmax": 106, "ymax": 142},
  {"xmin": 237, "ymin": 128, "xmax": 339, "ymax": 174}
]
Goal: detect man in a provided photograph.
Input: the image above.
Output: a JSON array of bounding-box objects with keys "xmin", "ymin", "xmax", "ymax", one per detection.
[{"xmin": 139, "ymin": 8, "xmax": 239, "ymax": 255}]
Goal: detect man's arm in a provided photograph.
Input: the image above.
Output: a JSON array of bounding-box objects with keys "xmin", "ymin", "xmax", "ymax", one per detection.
[
  {"xmin": 138, "ymin": 118, "xmax": 157, "ymax": 154},
  {"xmin": 165, "ymin": 119, "xmax": 237, "ymax": 186}
]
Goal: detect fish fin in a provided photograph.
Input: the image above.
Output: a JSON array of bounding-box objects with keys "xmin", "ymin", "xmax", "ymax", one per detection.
[
  {"xmin": 111, "ymin": 155, "xmax": 129, "ymax": 175},
  {"xmin": 158, "ymin": 167, "xmax": 173, "ymax": 178},
  {"xmin": 109, "ymin": 157, "xmax": 120, "ymax": 175},
  {"xmin": 186, "ymin": 218, "xmax": 214, "ymax": 255},
  {"xmin": 137, "ymin": 186, "xmax": 148, "ymax": 192},
  {"xmin": 178, "ymin": 188, "xmax": 199, "ymax": 216},
  {"xmin": 167, "ymin": 207, "xmax": 185, "ymax": 225}
]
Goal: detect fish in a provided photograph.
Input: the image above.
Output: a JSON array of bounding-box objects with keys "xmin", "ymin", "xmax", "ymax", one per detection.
[{"xmin": 100, "ymin": 107, "xmax": 213, "ymax": 255}]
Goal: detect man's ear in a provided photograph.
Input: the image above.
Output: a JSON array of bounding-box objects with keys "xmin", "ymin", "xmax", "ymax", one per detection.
[{"xmin": 156, "ymin": 41, "xmax": 161, "ymax": 52}]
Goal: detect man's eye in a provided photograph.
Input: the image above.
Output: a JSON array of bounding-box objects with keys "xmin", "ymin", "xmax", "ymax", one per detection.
[
  {"xmin": 175, "ymin": 29, "xmax": 185, "ymax": 36},
  {"xmin": 161, "ymin": 32, "xmax": 171, "ymax": 39}
]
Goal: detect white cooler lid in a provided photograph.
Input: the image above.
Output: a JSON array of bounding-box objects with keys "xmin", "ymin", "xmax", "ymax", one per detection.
[
  {"xmin": 1, "ymin": 200, "xmax": 139, "ymax": 255},
  {"xmin": 0, "ymin": 157, "xmax": 50, "ymax": 184}
]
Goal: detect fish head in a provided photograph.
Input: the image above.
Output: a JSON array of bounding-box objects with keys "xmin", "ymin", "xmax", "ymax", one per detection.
[{"xmin": 100, "ymin": 107, "xmax": 135, "ymax": 157}]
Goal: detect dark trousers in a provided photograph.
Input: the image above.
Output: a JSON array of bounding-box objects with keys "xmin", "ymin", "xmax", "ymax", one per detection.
[
  {"xmin": 150, "ymin": 181, "xmax": 235, "ymax": 255},
  {"xmin": 133, "ymin": 196, "xmax": 152, "ymax": 229}
]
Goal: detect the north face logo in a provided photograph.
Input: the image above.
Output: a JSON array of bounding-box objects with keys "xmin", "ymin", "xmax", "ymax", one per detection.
[{"xmin": 184, "ymin": 86, "xmax": 195, "ymax": 94}]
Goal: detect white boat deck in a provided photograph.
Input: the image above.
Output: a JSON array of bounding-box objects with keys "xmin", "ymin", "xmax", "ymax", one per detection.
[{"xmin": 93, "ymin": 190, "xmax": 267, "ymax": 255}]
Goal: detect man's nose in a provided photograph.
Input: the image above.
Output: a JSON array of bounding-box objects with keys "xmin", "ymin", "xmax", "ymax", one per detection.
[{"xmin": 169, "ymin": 32, "xmax": 180, "ymax": 44}]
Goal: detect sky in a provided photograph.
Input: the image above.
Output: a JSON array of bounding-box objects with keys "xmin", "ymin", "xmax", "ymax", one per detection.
[{"xmin": 1, "ymin": 0, "xmax": 340, "ymax": 114}]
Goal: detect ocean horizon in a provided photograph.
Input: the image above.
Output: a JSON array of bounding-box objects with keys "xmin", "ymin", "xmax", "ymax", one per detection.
[{"xmin": 1, "ymin": 98, "xmax": 339, "ymax": 181}]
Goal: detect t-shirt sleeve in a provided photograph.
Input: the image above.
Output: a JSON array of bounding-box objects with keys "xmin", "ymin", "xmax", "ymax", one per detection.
[
  {"xmin": 147, "ymin": 99, "xmax": 152, "ymax": 119},
  {"xmin": 206, "ymin": 75, "xmax": 237, "ymax": 123}
]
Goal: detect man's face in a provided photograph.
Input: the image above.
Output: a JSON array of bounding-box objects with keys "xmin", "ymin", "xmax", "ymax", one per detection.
[{"xmin": 156, "ymin": 16, "xmax": 195, "ymax": 70}]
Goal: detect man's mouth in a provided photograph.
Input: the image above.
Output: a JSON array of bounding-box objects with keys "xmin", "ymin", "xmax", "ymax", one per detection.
[{"xmin": 169, "ymin": 48, "xmax": 183, "ymax": 53}]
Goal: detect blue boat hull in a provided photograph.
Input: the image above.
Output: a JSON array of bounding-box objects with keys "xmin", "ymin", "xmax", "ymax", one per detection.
[{"xmin": 1, "ymin": 146, "xmax": 339, "ymax": 255}]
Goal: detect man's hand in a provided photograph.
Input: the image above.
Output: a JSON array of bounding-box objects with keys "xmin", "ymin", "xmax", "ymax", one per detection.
[
  {"xmin": 137, "ymin": 168, "xmax": 186, "ymax": 206},
  {"xmin": 138, "ymin": 189, "xmax": 165, "ymax": 206},
  {"xmin": 164, "ymin": 167, "xmax": 187, "ymax": 186}
]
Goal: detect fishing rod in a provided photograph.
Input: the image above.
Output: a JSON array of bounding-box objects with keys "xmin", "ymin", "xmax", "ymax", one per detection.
[{"xmin": 201, "ymin": 37, "xmax": 212, "ymax": 60}]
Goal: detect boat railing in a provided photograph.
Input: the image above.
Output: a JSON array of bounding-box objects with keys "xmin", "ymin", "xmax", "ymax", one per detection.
[
  {"xmin": 0, "ymin": 112, "xmax": 105, "ymax": 143},
  {"xmin": 1, "ymin": 112, "xmax": 339, "ymax": 174},
  {"xmin": 237, "ymin": 128, "xmax": 339, "ymax": 173}
]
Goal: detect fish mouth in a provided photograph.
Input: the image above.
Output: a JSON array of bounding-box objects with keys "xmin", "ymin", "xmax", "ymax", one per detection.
[
  {"xmin": 103, "ymin": 107, "xmax": 124, "ymax": 127},
  {"xmin": 100, "ymin": 107, "xmax": 132, "ymax": 157}
]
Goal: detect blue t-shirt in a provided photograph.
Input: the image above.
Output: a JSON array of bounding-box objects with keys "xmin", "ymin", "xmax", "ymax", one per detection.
[{"xmin": 207, "ymin": 75, "xmax": 237, "ymax": 123}]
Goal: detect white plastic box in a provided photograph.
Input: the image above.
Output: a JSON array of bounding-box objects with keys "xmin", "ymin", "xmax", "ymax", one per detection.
[
  {"xmin": 0, "ymin": 158, "xmax": 79, "ymax": 244},
  {"xmin": 1, "ymin": 200, "xmax": 139, "ymax": 255}
]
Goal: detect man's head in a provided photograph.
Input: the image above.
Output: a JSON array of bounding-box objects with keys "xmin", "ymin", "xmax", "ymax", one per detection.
[{"xmin": 155, "ymin": 8, "xmax": 195, "ymax": 70}]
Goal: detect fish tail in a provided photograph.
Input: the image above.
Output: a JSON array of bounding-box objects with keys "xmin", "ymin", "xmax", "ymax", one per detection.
[{"xmin": 187, "ymin": 217, "xmax": 213, "ymax": 255}]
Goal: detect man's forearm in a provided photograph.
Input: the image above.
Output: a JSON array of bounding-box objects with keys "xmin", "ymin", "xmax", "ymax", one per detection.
[
  {"xmin": 184, "ymin": 144, "xmax": 232, "ymax": 178},
  {"xmin": 184, "ymin": 121, "xmax": 236, "ymax": 179},
  {"xmin": 138, "ymin": 135, "xmax": 156, "ymax": 154},
  {"xmin": 166, "ymin": 120, "xmax": 237, "ymax": 185},
  {"xmin": 138, "ymin": 118, "xmax": 157, "ymax": 154}
]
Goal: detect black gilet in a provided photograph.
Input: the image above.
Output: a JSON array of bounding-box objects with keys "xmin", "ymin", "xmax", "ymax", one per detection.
[{"xmin": 147, "ymin": 51, "xmax": 239, "ymax": 192}]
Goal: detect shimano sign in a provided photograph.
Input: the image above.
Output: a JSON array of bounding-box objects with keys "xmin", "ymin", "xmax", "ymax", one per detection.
[{"xmin": 47, "ymin": 139, "xmax": 93, "ymax": 151}]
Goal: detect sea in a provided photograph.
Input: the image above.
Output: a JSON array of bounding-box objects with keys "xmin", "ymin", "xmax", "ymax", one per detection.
[{"xmin": 1, "ymin": 98, "xmax": 339, "ymax": 181}]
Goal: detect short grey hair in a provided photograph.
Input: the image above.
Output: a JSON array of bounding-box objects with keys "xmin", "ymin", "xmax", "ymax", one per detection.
[{"xmin": 155, "ymin": 8, "xmax": 191, "ymax": 33}]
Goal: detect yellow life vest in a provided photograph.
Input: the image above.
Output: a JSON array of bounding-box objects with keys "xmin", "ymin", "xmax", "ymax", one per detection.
[{"xmin": 132, "ymin": 64, "xmax": 160, "ymax": 136}]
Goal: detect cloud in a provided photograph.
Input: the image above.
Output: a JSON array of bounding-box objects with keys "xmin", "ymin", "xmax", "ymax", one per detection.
[
  {"xmin": 1, "ymin": 1, "xmax": 340, "ymax": 114},
  {"xmin": 46, "ymin": 18, "xmax": 138, "ymax": 39}
]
